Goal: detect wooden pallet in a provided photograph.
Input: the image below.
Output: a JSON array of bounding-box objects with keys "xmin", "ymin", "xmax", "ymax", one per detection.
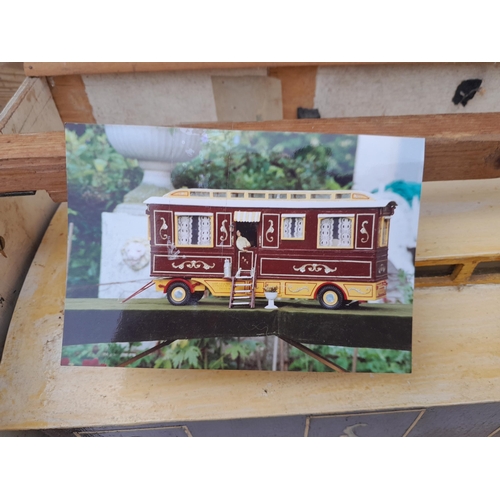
[{"xmin": 2, "ymin": 63, "xmax": 500, "ymax": 432}]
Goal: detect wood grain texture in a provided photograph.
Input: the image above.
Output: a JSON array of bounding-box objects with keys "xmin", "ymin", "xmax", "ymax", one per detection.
[
  {"xmin": 0, "ymin": 78, "xmax": 60, "ymax": 358},
  {"xmin": 268, "ymin": 66, "xmax": 317, "ymax": 119},
  {"xmin": 0, "ymin": 133, "xmax": 66, "ymax": 200},
  {"xmin": 24, "ymin": 62, "xmax": 390, "ymax": 77},
  {"xmin": 0, "ymin": 77, "xmax": 64, "ymax": 135},
  {"xmin": 49, "ymin": 75, "xmax": 95, "ymax": 124},
  {"xmin": 3, "ymin": 111, "xmax": 500, "ymax": 202},
  {"xmin": 2, "ymin": 205, "xmax": 500, "ymax": 430},
  {"xmin": 0, "ymin": 63, "xmax": 25, "ymax": 113}
]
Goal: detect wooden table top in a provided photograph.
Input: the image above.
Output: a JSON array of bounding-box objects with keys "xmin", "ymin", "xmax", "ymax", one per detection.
[{"xmin": 1, "ymin": 186, "xmax": 500, "ymax": 430}]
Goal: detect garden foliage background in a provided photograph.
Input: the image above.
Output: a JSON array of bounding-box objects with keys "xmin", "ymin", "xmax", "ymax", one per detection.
[{"xmin": 64, "ymin": 124, "xmax": 417, "ymax": 372}]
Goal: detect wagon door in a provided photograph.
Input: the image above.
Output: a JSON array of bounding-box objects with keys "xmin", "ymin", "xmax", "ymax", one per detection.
[{"xmin": 233, "ymin": 211, "xmax": 261, "ymax": 276}]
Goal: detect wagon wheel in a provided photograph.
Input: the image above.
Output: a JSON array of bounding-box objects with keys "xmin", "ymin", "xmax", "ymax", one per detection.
[
  {"xmin": 318, "ymin": 286, "xmax": 344, "ymax": 310},
  {"xmin": 190, "ymin": 291, "xmax": 205, "ymax": 304},
  {"xmin": 166, "ymin": 282, "xmax": 192, "ymax": 306}
]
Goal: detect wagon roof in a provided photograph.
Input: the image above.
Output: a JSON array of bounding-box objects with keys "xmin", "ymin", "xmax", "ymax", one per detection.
[{"xmin": 144, "ymin": 188, "xmax": 391, "ymax": 209}]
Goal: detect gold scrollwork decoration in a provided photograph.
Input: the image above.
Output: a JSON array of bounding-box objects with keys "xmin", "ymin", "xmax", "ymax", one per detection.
[
  {"xmin": 360, "ymin": 220, "xmax": 370, "ymax": 243},
  {"xmin": 265, "ymin": 220, "xmax": 275, "ymax": 242},
  {"xmin": 172, "ymin": 260, "xmax": 216, "ymax": 270},
  {"xmin": 287, "ymin": 285, "xmax": 310, "ymax": 293},
  {"xmin": 347, "ymin": 287, "xmax": 371, "ymax": 295},
  {"xmin": 219, "ymin": 219, "xmax": 229, "ymax": 243},
  {"xmin": 293, "ymin": 263, "xmax": 337, "ymax": 274},
  {"xmin": 159, "ymin": 217, "xmax": 169, "ymax": 240}
]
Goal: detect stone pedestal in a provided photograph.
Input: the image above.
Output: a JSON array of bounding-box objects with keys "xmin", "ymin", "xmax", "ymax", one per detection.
[
  {"xmin": 99, "ymin": 212, "xmax": 163, "ymax": 300},
  {"xmin": 99, "ymin": 125, "xmax": 203, "ymax": 300}
]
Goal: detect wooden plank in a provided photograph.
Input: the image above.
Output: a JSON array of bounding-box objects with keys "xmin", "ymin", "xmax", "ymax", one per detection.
[
  {"xmin": 0, "ymin": 77, "xmax": 64, "ymax": 135},
  {"xmin": 3, "ymin": 111, "xmax": 500, "ymax": 202},
  {"xmin": 0, "ymin": 132, "xmax": 66, "ymax": 201},
  {"xmin": 0, "ymin": 63, "xmax": 25, "ymax": 113},
  {"xmin": 43, "ymin": 64, "xmax": 500, "ymax": 125},
  {"xmin": 193, "ymin": 113, "xmax": 500, "ymax": 138},
  {"xmin": 2, "ymin": 205, "xmax": 500, "ymax": 430},
  {"xmin": 49, "ymin": 75, "xmax": 95, "ymax": 124},
  {"xmin": 416, "ymin": 178, "xmax": 500, "ymax": 262},
  {"xmin": 24, "ymin": 62, "xmax": 393, "ymax": 77},
  {"xmin": 268, "ymin": 66, "xmax": 317, "ymax": 119},
  {"xmin": 0, "ymin": 77, "xmax": 62, "ymax": 360}
]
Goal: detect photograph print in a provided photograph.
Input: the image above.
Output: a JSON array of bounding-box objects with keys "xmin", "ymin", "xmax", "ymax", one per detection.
[{"xmin": 62, "ymin": 124, "xmax": 424, "ymax": 373}]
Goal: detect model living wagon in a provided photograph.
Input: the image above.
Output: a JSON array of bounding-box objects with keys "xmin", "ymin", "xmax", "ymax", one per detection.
[{"xmin": 141, "ymin": 188, "xmax": 396, "ymax": 309}]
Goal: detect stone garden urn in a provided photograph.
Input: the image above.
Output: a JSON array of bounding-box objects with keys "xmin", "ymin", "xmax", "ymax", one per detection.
[
  {"xmin": 105, "ymin": 125, "xmax": 203, "ymax": 212},
  {"xmin": 264, "ymin": 289, "xmax": 279, "ymax": 310}
]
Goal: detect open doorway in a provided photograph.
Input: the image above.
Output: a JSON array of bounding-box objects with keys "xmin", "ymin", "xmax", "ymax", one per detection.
[{"xmin": 235, "ymin": 222, "xmax": 258, "ymax": 248}]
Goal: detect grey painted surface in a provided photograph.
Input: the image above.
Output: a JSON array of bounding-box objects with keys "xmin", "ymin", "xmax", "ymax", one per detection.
[
  {"xmin": 77, "ymin": 426, "xmax": 190, "ymax": 437},
  {"xmin": 308, "ymin": 410, "xmax": 421, "ymax": 437},
  {"xmin": 76, "ymin": 415, "xmax": 307, "ymax": 437},
  {"xmin": 42, "ymin": 402, "xmax": 500, "ymax": 437},
  {"xmin": 407, "ymin": 402, "xmax": 500, "ymax": 437}
]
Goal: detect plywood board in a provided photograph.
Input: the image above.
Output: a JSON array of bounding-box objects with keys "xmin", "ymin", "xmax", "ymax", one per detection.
[
  {"xmin": 418, "ymin": 178, "xmax": 500, "ymax": 261},
  {"xmin": 24, "ymin": 62, "xmax": 384, "ymax": 77},
  {"xmin": 0, "ymin": 77, "xmax": 64, "ymax": 135},
  {"xmin": 0, "ymin": 192, "xmax": 57, "ymax": 357},
  {"xmin": 315, "ymin": 63, "xmax": 500, "ymax": 117},
  {"xmin": 1, "ymin": 203, "xmax": 500, "ymax": 430},
  {"xmin": 0, "ymin": 75, "xmax": 61, "ymax": 364},
  {"xmin": 211, "ymin": 76, "xmax": 282, "ymax": 122},
  {"xmin": 82, "ymin": 71, "xmax": 220, "ymax": 125},
  {"xmin": 0, "ymin": 63, "xmax": 25, "ymax": 113}
]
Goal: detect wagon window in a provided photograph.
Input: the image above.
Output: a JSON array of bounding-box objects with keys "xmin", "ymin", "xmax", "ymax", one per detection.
[
  {"xmin": 379, "ymin": 217, "xmax": 390, "ymax": 247},
  {"xmin": 175, "ymin": 214, "xmax": 213, "ymax": 247},
  {"xmin": 317, "ymin": 216, "xmax": 354, "ymax": 248},
  {"xmin": 282, "ymin": 215, "xmax": 305, "ymax": 240}
]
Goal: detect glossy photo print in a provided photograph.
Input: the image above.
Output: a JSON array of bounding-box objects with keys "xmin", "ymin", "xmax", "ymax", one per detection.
[{"xmin": 62, "ymin": 124, "xmax": 425, "ymax": 372}]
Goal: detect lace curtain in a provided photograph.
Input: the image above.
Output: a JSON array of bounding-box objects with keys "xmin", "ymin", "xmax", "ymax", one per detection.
[
  {"xmin": 319, "ymin": 217, "xmax": 352, "ymax": 247},
  {"xmin": 197, "ymin": 216, "xmax": 211, "ymax": 245},
  {"xmin": 177, "ymin": 216, "xmax": 212, "ymax": 245},
  {"xmin": 283, "ymin": 217, "xmax": 304, "ymax": 238}
]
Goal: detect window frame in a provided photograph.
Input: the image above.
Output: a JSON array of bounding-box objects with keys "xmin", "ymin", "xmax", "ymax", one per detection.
[
  {"xmin": 378, "ymin": 217, "xmax": 390, "ymax": 247},
  {"xmin": 281, "ymin": 214, "xmax": 306, "ymax": 241},
  {"xmin": 316, "ymin": 214, "xmax": 355, "ymax": 249},
  {"xmin": 174, "ymin": 212, "xmax": 214, "ymax": 248}
]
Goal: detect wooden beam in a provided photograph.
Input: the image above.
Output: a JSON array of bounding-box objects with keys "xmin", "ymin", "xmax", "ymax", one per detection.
[
  {"xmin": 193, "ymin": 113, "xmax": 500, "ymax": 138},
  {"xmin": 49, "ymin": 75, "xmax": 96, "ymax": 124},
  {"xmin": 268, "ymin": 66, "xmax": 318, "ymax": 119},
  {"xmin": 0, "ymin": 63, "xmax": 25, "ymax": 113},
  {"xmin": 0, "ymin": 132, "xmax": 66, "ymax": 202},
  {"xmin": 24, "ymin": 62, "xmax": 397, "ymax": 77},
  {"xmin": 2, "ymin": 113, "xmax": 500, "ymax": 202}
]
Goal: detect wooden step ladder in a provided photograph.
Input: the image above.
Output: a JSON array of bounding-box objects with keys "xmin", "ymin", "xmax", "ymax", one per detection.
[{"xmin": 229, "ymin": 267, "xmax": 256, "ymax": 309}]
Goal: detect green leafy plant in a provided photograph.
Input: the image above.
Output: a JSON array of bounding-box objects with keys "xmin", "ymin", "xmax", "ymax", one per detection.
[
  {"xmin": 398, "ymin": 269, "xmax": 414, "ymax": 304},
  {"xmin": 288, "ymin": 345, "xmax": 411, "ymax": 373},
  {"xmin": 171, "ymin": 131, "xmax": 356, "ymax": 191},
  {"xmin": 66, "ymin": 125, "xmax": 142, "ymax": 297}
]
